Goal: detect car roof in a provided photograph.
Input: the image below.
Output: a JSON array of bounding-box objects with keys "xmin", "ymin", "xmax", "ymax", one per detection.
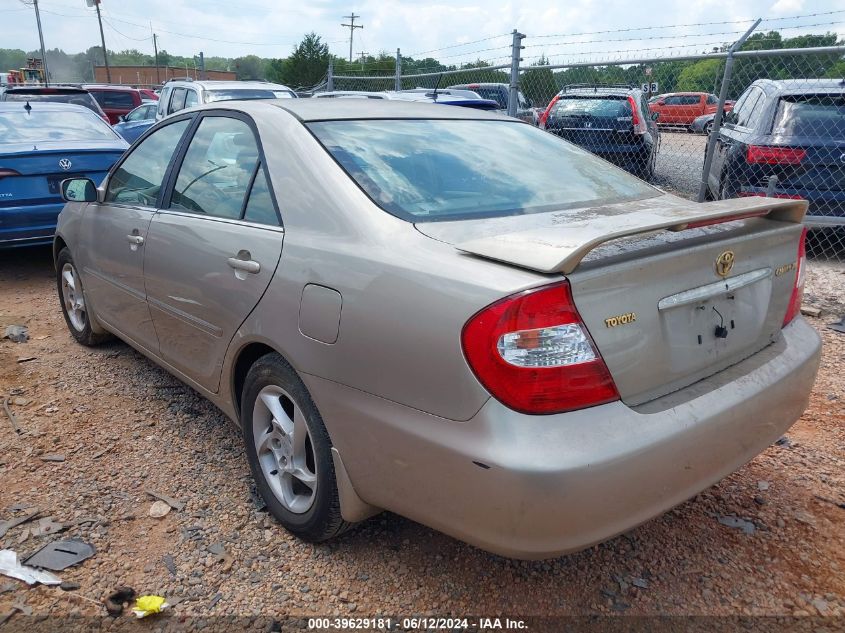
[
  {"xmin": 4, "ymin": 86, "xmax": 89, "ymax": 94},
  {"xmin": 83, "ymin": 84, "xmax": 140, "ymax": 92},
  {"xmin": 0, "ymin": 102, "xmax": 100, "ymax": 114},
  {"xmin": 167, "ymin": 80, "xmax": 294, "ymax": 91},
  {"xmin": 221, "ymin": 98, "xmax": 514, "ymax": 122},
  {"xmin": 752, "ymin": 78, "xmax": 845, "ymax": 94}
]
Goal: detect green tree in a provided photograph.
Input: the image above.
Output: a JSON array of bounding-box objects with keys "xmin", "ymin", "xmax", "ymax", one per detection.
[
  {"xmin": 676, "ymin": 59, "xmax": 723, "ymax": 92},
  {"xmin": 233, "ymin": 55, "xmax": 264, "ymax": 80},
  {"xmin": 267, "ymin": 32, "xmax": 329, "ymax": 89},
  {"xmin": 521, "ymin": 56, "xmax": 556, "ymax": 107}
]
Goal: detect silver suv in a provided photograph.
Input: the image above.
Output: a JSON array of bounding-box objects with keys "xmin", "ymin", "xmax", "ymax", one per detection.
[{"xmin": 156, "ymin": 79, "xmax": 296, "ymax": 121}]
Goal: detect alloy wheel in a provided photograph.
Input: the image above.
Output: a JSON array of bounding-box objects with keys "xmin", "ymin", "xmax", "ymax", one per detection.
[
  {"xmin": 252, "ymin": 385, "xmax": 318, "ymax": 514},
  {"xmin": 60, "ymin": 263, "xmax": 87, "ymax": 332}
]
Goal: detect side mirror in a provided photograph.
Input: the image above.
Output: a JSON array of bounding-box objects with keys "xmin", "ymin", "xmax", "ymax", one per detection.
[
  {"xmin": 657, "ymin": 101, "xmax": 665, "ymax": 106},
  {"xmin": 651, "ymin": 112, "xmax": 659, "ymax": 121},
  {"xmin": 61, "ymin": 178, "xmax": 98, "ymax": 203},
  {"xmin": 525, "ymin": 98, "xmax": 533, "ymax": 108},
  {"xmin": 118, "ymin": 115, "xmax": 125, "ymax": 122}
]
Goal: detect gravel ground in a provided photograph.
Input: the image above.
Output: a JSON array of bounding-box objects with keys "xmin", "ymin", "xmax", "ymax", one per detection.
[{"xmin": 0, "ymin": 247, "xmax": 843, "ymax": 623}]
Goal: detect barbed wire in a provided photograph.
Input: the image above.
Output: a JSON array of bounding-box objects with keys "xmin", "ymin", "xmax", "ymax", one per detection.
[{"xmin": 405, "ymin": 33, "xmax": 512, "ymax": 58}]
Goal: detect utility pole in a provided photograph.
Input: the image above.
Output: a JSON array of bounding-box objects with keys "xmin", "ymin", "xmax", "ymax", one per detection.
[
  {"xmin": 151, "ymin": 26, "xmax": 160, "ymax": 85},
  {"xmin": 87, "ymin": 0, "xmax": 111, "ymax": 82},
  {"xmin": 341, "ymin": 13, "xmax": 363, "ymax": 63},
  {"xmin": 198, "ymin": 51, "xmax": 206, "ymax": 80},
  {"xmin": 32, "ymin": 0, "xmax": 49, "ymax": 86}
]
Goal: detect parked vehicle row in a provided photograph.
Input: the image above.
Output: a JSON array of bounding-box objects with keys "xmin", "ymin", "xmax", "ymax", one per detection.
[
  {"xmin": 704, "ymin": 78, "xmax": 845, "ymax": 227},
  {"xmin": 539, "ymin": 84, "xmax": 660, "ymax": 180}
]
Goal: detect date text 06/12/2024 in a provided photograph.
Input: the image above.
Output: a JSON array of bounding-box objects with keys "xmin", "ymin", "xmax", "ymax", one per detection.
[{"xmin": 307, "ymin": 617, "xmax": 529, "ymax": 630}]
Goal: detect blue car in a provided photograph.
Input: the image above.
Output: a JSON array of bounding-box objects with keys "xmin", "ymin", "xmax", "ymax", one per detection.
[
  {"xmin": 112, "ymin": 102, "xmax": 157, "ymax": 143},
  {"xmin": 0, "ymin": 102, "xmax": 128, "ymax": 247}
]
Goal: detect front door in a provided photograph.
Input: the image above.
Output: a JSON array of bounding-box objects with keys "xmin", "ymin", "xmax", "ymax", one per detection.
[
  {"xmin": 77, "ymin": 118, "xmax": 191, "ymax": 353},
  {"xmin": 143, "ymin": 113, "xmax": 284, "ymax": 393}
]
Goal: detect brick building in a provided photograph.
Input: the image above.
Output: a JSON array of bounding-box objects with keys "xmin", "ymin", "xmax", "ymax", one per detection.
[{"xmin": 93, "ymin": 65, "xmax": 236, "ymax": 87}]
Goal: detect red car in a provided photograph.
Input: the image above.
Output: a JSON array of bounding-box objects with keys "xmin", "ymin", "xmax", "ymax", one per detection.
[
  {"xmin": 83, "ymin": 85, "xmax": 157, "ymax": 125},
  {"xmin": 648, "ymin": 92, "xmax": 734, "ymax": 127}
]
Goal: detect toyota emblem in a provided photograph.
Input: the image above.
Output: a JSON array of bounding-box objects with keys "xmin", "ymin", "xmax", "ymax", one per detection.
[{"xmin": 58, "ymin": 158, "xmax": 73, "ymax": 171}]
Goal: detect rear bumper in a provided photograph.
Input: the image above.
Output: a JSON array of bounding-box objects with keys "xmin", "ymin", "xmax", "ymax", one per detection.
[
  {"xmin": 306, "ymin": 317, "xmax": 821, "ymax": 559},
  {"xmin": 0, "ymin": 201, "xmax": 63, "ymax": 247}
]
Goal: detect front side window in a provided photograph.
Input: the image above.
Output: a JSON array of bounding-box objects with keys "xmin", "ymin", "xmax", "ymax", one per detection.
[
  {"xmin": 105, "ymin": 119, "xmax": 190, "ymax": 205},
  {"xmin": 170, "ymin": 116, "xmax": 260, "ymax": 219},
  {"xmin": 185, "ymin": 89, "xmax": 198, "ymax": 108},
  {"xmin": 309, "ymin": 119, "xmax": 657, "ymax": 222}
]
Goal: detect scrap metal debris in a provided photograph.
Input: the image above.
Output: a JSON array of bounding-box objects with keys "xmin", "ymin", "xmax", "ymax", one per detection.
[
  {"xmin": 144, "ymin": 490, "xmax": 185, "ymax": 512},
  {"xmin": 2, "ymin": 397, "xmax": 22, "ymax": 435},
  {"xmin": 24, "ymin": 539, "xmax": 95, "ymax": 571},
  {"xmin": 718, "ymin": 515, "xmax": 756, "ymax": 534},
  {"xmin": 162, "ymin": 554, "xmax": 177, "ymax": 576},
  {"xmin": 0, "ymin": 508, "xmax": 41, "ymax": 539},
  {"xmin": 829, "ymin": 316, "xmax": 845, "ymax": 334},
  {"xmin": 31, "ymin": 516, "xmax": 65, "ymax": 537},
  {"xmin": 3, "ymin": 325, "xmax": 29, "ymax": 343},
  {"xmin": 0, "ymin": 549, "xmax": 61, "ymax": 585},
  {"xmin": 39, "ymin": 454, "xmax": 65, "ymax": 463}
]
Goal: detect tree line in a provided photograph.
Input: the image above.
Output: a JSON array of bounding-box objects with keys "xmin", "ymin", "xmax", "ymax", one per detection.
[{"xmin": 2, "ymin": 29, "xmax": 841, "ymax": 99}]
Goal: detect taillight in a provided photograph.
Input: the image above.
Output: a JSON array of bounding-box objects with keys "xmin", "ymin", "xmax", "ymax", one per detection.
[
  {"xmin": 539, "ymin": 94, "xmax": 560, "ymax": 129},
  {"xmin": 461, "ymin": 281, "xmax": 619, "ymax": 415},
  {"xmin": 782, "ymin": 227, "xmax": 808, "ymax": 327},
  {"xmin": 0, "ymin": 168, "xmax": 21, "ymax": 179},
  {"xmin": 628, "ymin": 96, "xmax": 646, "ymax": 134},
  {"xmin": 746, "ymin": 146, "xmax": 805, "ymax": 165}
]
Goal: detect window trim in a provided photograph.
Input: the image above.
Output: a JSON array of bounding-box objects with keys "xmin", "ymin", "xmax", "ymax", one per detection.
[
  {"xmin": 159, "ymin": 109, "xmax": 283, "ymax": 227},
  {"xmin": 101, "ymin": 114, "xmax": 196, "ymax": 210}
]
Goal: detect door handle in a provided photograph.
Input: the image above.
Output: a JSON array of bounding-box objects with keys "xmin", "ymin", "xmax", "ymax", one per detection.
[
  {"xmin": 227, "ymin": 257, "xmax": 260, "ymax": 274},
  {"xmin": 126, "ymin": 234, "xmax": 144, "ymax": 245}
]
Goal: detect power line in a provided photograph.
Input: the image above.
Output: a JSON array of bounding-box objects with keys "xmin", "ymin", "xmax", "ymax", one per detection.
[{"xmin": 406, "ymin": 32, "xmax": 511, "ymax": 58}]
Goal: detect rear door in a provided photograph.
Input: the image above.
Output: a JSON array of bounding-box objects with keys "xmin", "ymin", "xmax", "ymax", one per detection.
[
  {"xmin": 143, "ymin": 112, "xmax": 284, "ymax": 392},
  {"xmin": 77, "ymin": 118, "xmax": 192, "ymax": 352}
]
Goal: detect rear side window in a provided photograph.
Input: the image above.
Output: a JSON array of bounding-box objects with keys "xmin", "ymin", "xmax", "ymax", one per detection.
[
  {"xmin": 309, "ymin": 119, "xmax": 656, "ymax": 222},
  {"xmin": 772, "ymin": 94, "xmax": 845, "ymax": 137},
  {"xmin": 678, "ymin": 95, "xmax": 701, "ymax": 105},
  {"xmin": 168, "ymin": 87, "xmax": 187, "ymax": 114},
  {"xmin": 170, "ymin": 116, "xmax": 260, "ymax": 219},
  {"xmin": 105, "ymin": 119, "xmax": 189, "ymax": 205},
  {"xmin": 243, "ymin": 166, "xmax": 279, "ymax": 225},
  {"xmin": 664, "ymin": 96, "xmax": 683, "ymax": 105},
  {"xmin": 553, "ymin": 97, "xmax": 631, "ymax": 117},
  {"xmin": 93, "ymin": 91, "xmax": 136, "ymax": 109}
]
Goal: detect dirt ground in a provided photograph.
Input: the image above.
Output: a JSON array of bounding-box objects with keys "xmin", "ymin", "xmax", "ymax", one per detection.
[{"xmin": 0, "ymin": 246, "xmax": 843, "ymax": 622}]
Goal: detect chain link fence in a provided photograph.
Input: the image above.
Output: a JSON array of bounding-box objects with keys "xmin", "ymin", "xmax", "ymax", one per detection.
[{"xmin": 324, "ymin": 24, "xmax": 845, "ymax": 263}]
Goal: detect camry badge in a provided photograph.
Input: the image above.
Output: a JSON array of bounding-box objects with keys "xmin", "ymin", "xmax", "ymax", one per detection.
[
  {"xmin": 715, "ymin": 250, "xmax": 735, "ymax": 278},
  {"xmin": 58, "ymin": 158, "xmax": 73, "ymax": 171}
]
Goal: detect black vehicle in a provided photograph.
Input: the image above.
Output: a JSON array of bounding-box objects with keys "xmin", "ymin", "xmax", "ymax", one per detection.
[
  {"xmin": 539, "ymin": 84, "xmax": 660, "ymax": 180},
  {"xmin": 706, "ymin": 78, "xmax": 845, "ymax": 228},
  {"xmin": 1, "ymin": 86, "xmax": 109, "ymax": 123}
]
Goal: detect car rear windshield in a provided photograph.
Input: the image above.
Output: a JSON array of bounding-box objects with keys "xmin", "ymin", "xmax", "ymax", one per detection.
[
  {"xmin": 4, "ymin": 91, "xmax": 102, "ymax": 115},
  {"xmin": 205, "ymin": 89, "xmax": 278, "ymax": 102},
  {"xmin": 772, "ymin": 94, "xmax": 845, "ymax": 137},
  {"xmin": 0, "ymin": 109, "xmax": 117, "ymax": 142},
  {"xmin": 465, "ymin": 87, "xmax": 506, "ymax": 108},
  {"xmin": 552, "ymin": 97, "xmax": 631, "ymax": 117},
  {"xmin": 308, "ymin": 119, "xmax": 657, "ymax": 222}
]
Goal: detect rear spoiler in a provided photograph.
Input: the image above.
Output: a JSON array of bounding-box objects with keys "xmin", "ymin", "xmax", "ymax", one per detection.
[{"xmin": 457, "ymin": 197, "xmax": 807, "ymax": 275}]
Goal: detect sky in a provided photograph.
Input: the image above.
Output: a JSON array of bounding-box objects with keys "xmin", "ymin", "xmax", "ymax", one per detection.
[{"xmin": 3, "ymin": 0, "xmax": 844, "ymax": 65}]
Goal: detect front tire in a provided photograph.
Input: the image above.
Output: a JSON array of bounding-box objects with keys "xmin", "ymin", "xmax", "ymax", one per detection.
[
  {"xmin": 56, "ymin": 247, "xmax": 111, "ymax": 346},
  {"xmin": 241, "ymin": 353, "xmax": 350, "ymax": 542}
]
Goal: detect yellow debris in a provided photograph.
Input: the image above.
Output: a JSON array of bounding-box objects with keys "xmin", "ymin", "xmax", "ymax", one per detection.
[{"xmin": 131, "ymin": 594, "xmax": 169, "ymax": 618}]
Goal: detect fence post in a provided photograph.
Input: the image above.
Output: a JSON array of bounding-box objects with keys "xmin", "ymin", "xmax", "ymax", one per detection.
[
  {"xmin": 697, "ymin": 18, "xmax": 760, "ymax": 202},
  {"xmin": 508, "ymin": 29, "xmax": 525, "ymax": 117},
  {"xmin": 327, "ymin": 58, "xmax": 334, "ymax": 92},
  {"xmin": 395, "ymin": 48, "xmax": 402, "ymax": 92}
]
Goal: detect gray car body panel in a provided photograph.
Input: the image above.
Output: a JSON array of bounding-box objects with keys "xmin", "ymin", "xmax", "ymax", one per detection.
[{"xmin": 54, "ymin": 99, "xmax": 821, "ymax": 558}]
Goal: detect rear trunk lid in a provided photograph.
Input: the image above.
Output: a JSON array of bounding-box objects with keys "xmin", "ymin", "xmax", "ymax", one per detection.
[
  {"xmin": 0, "ymin": 142, "xmax": 124, "ymax": 209},
  {"xmin": 417, "ymin": 194, "xmax": 807, "ymax": 405}
]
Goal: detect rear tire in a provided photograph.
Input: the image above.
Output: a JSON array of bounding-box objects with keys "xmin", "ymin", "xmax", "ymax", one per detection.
[
  {"xmin": 241, "ymin": 353, "xmax": 351, "ymax": 542},
  {"xmin": 56, "ymin": 247, "xmax": 112, "ymax": 346}
]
